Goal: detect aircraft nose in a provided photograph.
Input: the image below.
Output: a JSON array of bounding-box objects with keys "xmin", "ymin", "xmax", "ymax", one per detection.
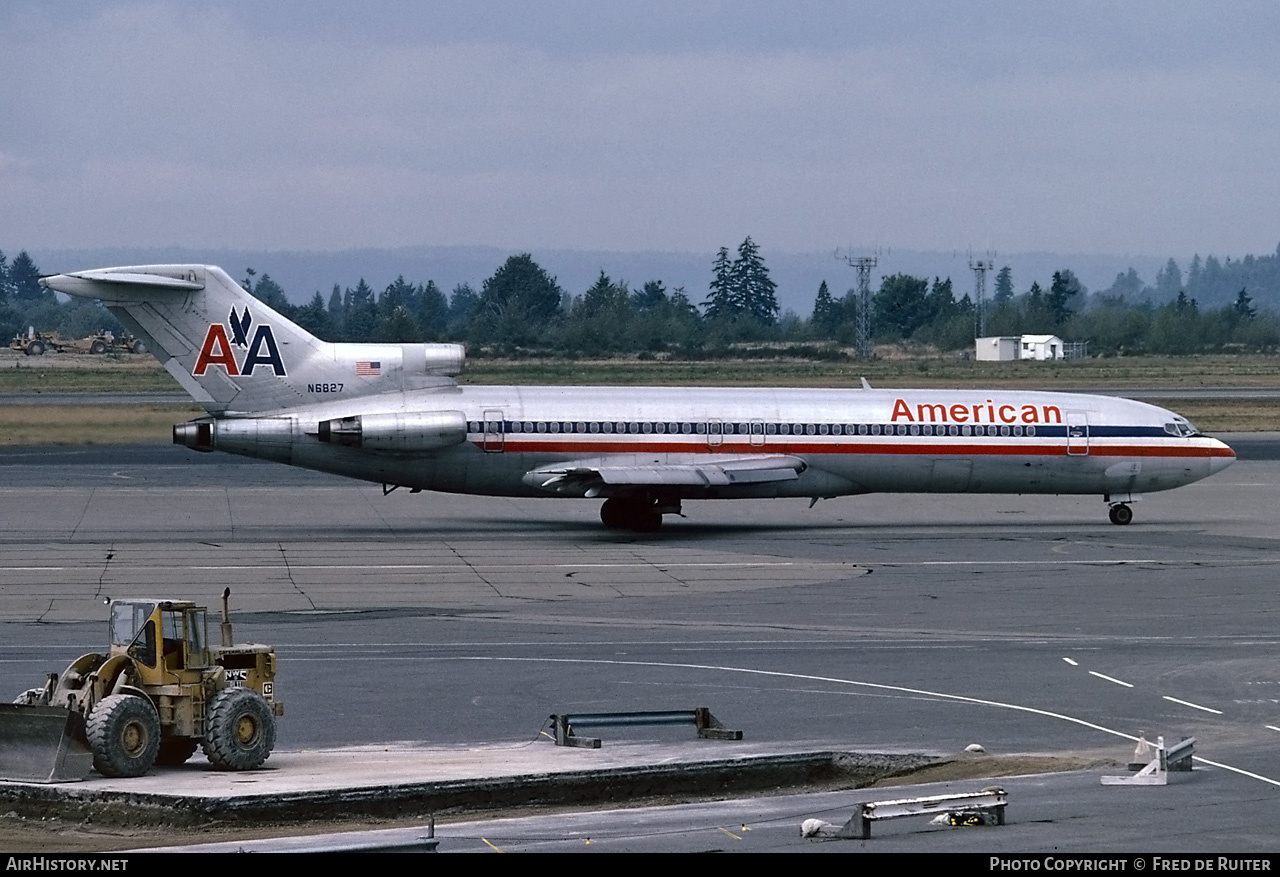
[{"xmin": 1209, "ymin": 439, "xmax": 1235, "ymax": 475}]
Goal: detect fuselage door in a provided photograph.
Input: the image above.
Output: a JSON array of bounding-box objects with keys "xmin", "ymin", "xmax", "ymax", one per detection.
[
  {"xmin": 1067, "ymin": 411, "xmax": 1089, "ymax": 456},
  {"xmin": 483, "ymin": 409, "xmax": 505, "ymax": 453},
  {"xmin": 706, "ymin": 418, "xmax": 724, "ymax": 448}
]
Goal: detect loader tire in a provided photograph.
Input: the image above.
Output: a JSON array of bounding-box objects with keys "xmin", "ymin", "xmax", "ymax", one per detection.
[
  {"xmin": 87, "ymin": 694, "xmax": 160, "ymax": 778},
  {"xmin": 155, "ymin": 737, "xmax": 199, "ymax": 766},
  {"xmin": 89, "ymin": 339, "xmax": 107, "ymax": 354},
  {"xmin": 131, "ymin": 340, "xmax": 146, "ymax": 354},
  {"xmin": 203, "ymin": 688, "xmax": 275, "ymax": 771}
]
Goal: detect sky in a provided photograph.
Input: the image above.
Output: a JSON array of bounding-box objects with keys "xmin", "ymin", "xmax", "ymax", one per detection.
[{"xmin": 3, "ymin": 1, "xmax": 1279, "ymax": 260}]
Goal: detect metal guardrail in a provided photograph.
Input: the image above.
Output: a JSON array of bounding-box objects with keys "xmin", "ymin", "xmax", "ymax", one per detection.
[
  {"xmin": 837, "ymin": 788, "xmax": 1008, "ymax": 840},
  {"xmin": 1103, "ymin": 735, "xmax": 1196, "ymax": 785},
  {"xmin": 550, "ymin": 707, "xmax": 742, "ymax": 748}
]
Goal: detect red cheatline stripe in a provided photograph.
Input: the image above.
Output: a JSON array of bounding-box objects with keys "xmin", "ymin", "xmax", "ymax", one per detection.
[{"xmin": 472, "ymin": 440, "xmax": 1234, "ymax": 459}]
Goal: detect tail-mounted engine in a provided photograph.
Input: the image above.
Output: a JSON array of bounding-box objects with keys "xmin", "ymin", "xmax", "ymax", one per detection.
[{"xmin": 318, "ymin": 410, "xmax": 468, "ymax": 453}]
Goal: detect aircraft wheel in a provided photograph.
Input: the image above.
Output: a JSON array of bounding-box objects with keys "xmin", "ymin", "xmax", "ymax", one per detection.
[
  {"xmin": 630, "ymin": 510, "xmax": 663, "ymax": 532},
  {"xmin": 601, "ymin": 497, "xmax": 664, "ymax": 532},
  {"xmin": 87, "ymin": 694, "xmax": 160, "ymax": 778},
  {"xmin": 203, "ymin": 688, "xmax": 275, "ymax": 771},
  {"xmin": 600, "ymin": 497, "xmax": 630, "ymax": 529},
  {"xmin": 1108, "ymin": 503, "xmax": 1133, "ymax": 526}
]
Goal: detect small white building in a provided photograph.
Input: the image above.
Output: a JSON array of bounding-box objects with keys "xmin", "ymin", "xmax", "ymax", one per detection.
[
  {"xmin": 974, "ymin": 336, "xmax": 1021, "ymax": 361},
  {"xmin": 975, "ymin": 334, "xmax": 1067, "ymax": 361},
  {"xmin": 1019, "ymin": 334, "xmax": 1064, "ymax": 361}
]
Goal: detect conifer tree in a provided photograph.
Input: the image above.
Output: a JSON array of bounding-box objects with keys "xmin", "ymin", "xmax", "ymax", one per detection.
[
  {"xmin": 731, "ymin": 237, "xmax": 779, "ymax": 325},
  {"xmin": 703, "ymin": 247, "xmax": 736, "ymax": 321},
  {"xmin": 811, "ymin": 280, "xmax": 839, "ymax": 334}
]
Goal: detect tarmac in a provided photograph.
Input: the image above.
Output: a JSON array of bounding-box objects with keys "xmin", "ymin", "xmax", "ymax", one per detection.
[
  {"xmin": 1, "ymin": 741, "xmax": 939, "ymax": 826},
  {"xmin": 3, "ymin": 439, "xmax": 1280, "ymax": 852}
]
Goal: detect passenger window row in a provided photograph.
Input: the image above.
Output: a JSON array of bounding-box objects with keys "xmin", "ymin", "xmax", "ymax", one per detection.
[{"xmin": 468, "ymin": 421, "xmax": 1040, "ymax": 438}]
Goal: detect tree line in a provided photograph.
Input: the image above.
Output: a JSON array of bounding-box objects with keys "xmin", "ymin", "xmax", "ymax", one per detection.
[{"xmin": 3, "ymin": 241, "xmax": 1280, "ymax": 357}]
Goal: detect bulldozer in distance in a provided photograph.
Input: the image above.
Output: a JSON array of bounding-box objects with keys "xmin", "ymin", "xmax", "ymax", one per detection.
[{"xmin": 1, "ymin": 589, "xmax": 283, "ymax": 782}]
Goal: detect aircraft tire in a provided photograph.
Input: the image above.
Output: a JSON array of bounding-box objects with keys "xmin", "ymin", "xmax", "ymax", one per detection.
[
  {"xmin": 630, "ymin": 510, "xmax": 663, "ymax": 532},
  {"xmin": 600, "ymin": 498, "xmax": 630, "ymax": 529},
  {"xmin": 601, "ymin": 497, "xmax": 664, "ymax": 531},
  {"xmin": 87, "ymin": 694, "xmax": 160, "ymax": 778},
  {"xmin": 203, "ymin": 688, "xmax": 275, "ymax": 771},
  {"xmin": 155, "ymin": 737, "xmax": 199, "ymax": 766},
  {"xmin": 1109, "ymin": 504, "xmax": 1133, "ymax": 525}
]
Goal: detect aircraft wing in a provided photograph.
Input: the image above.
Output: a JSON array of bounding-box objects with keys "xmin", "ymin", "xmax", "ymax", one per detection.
[{"xmin": 523, "ymin": 454, "xmax": 806, "ymax": 497}]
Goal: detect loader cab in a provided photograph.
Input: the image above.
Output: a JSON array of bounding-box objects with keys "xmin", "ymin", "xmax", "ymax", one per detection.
[{"xmin": 109, "ymin": 600, "xmax": 209, "ymax": 681}]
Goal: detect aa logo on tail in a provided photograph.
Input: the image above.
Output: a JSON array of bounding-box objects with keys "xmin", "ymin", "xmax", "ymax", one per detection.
[{"xmin": 193, "ymin": 307, "xmax": 287, "ymax": 376}]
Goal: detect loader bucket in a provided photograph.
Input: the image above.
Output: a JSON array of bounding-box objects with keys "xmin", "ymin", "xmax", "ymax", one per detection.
[{"xmin": 0, "ymin": 704, "xmax": 94, "ymax": 783}]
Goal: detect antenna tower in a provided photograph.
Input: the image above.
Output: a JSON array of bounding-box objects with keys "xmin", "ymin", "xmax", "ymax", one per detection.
[
  {"xmin": 836, "ymin": 247, "xmax": 881, "ymax": 359},
  {"xmin": 968, "ymin": 250, "xmax": 995, "ymax": 338}
]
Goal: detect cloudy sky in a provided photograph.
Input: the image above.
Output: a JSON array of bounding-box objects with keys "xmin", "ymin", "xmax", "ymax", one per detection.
[{"xmin": 3, "ymin": 1, "xmax": 1277, "ymax": 259}]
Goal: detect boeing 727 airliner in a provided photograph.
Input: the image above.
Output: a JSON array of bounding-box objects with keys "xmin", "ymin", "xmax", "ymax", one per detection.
[{"xmin": 41, "ymin": 264, "xmax": 1235, "ymax": 531}]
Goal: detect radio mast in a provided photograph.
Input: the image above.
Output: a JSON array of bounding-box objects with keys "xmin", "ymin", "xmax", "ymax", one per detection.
[
  {"xmin": 969, "ymin": 250, "xmax": 995, "ymax": 338},
  {"xmin": 835, "ymin": 247, "xmax": 882, "ymax": 359}
]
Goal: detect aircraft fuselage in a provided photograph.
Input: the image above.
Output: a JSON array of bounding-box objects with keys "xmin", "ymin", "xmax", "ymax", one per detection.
[
  {"xmin": 41, "ymin": 264, "xmax": 1235, "ymax": 530},
  {"xmin": 191, "ymin": 384, "xmax": 1233, "ymax": 501}
]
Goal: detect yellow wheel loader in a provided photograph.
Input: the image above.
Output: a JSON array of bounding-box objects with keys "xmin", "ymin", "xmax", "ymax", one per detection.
[{"xmin": 1, "ymin": 589, "xmax": 283, "ymax": 782}]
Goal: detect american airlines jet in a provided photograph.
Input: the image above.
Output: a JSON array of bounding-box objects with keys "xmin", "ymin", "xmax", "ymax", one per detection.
[{"xmin": 41, "ymin": 265, "xmax": 1235, "ymax": 531}]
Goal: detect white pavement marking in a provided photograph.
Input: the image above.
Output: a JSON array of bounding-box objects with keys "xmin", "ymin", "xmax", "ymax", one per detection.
[
  {"xmin": 454, "ymin": 655, "xmax": 1280, "ymax": 789},
  {"xmin": 5, "ymin": 558, "xmax": 1280, "ymax": 573},
  {"xmin": 1162, "ymin": 695, "xmax": 1224, "ymax": 715},
  {"xmin": 1062, "ymin": 657, "xmax": 1079, "ymax": 666},
  {"xmin": 1088, "ymin": 671, "xmax": 1134, "ymax": 688}
]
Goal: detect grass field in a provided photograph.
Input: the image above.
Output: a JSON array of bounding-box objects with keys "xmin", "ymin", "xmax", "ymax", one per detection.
[
  {"xmin": 0, "ymin": 404, "xmax": 203, "ymax": 445},
  {"xmin": 461, "ymin": 355, "xmax": 1280, "ymax": 389},
  {"xmin": 2, "ymin": 351, "xmax": 1277, "ymax": 443}
]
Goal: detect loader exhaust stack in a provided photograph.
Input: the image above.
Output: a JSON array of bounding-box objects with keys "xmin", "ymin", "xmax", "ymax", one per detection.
[{"xmin": 220, "ymin": 587, "xmax": 233, "ymax": 648}]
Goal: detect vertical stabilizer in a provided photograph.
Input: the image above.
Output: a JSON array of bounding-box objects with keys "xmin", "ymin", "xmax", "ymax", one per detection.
[{"xmin": 41, "ymin": 265, "xmax": 463, "ymax": 414}]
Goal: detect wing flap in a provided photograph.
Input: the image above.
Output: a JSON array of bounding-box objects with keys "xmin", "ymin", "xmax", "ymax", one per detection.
[{"xmin": 525, "ymin": 454, "xmax": 805, "ymax": 496}]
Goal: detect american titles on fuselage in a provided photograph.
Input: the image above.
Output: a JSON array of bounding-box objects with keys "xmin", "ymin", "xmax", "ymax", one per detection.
[{"xmin": 892, "ymin": 398, "xmax": 1060, "ymax": 425}]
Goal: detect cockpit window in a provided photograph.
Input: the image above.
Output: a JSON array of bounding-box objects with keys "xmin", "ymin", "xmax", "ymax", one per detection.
[{"xmin": 1164, "ymin": 420, "xmax": 1201, "ymax": 438}]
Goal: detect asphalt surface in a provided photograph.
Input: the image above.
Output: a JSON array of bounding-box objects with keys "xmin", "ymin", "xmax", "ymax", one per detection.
[{"xmin": 2, "ymin": 440, "xmax": 1279, "ymax": 852}]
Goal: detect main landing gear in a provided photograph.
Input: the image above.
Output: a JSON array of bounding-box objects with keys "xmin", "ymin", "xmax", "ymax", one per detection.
[
  {"xmin": 600, "ymin": 495, "xmax": 680, "ymax": 532},
  {"xmin": 1108, "ymin": 503, "xmax": 1133, "ymax": 526}
]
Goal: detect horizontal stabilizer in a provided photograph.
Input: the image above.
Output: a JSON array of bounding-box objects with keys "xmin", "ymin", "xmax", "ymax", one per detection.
[
  {"xmin": 64, "ymin": 269, "xmax": 204, "ymax": 290},
  {"xmin": 42, "ymin": 265, "xmax": 206, "ymax": 298}
]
